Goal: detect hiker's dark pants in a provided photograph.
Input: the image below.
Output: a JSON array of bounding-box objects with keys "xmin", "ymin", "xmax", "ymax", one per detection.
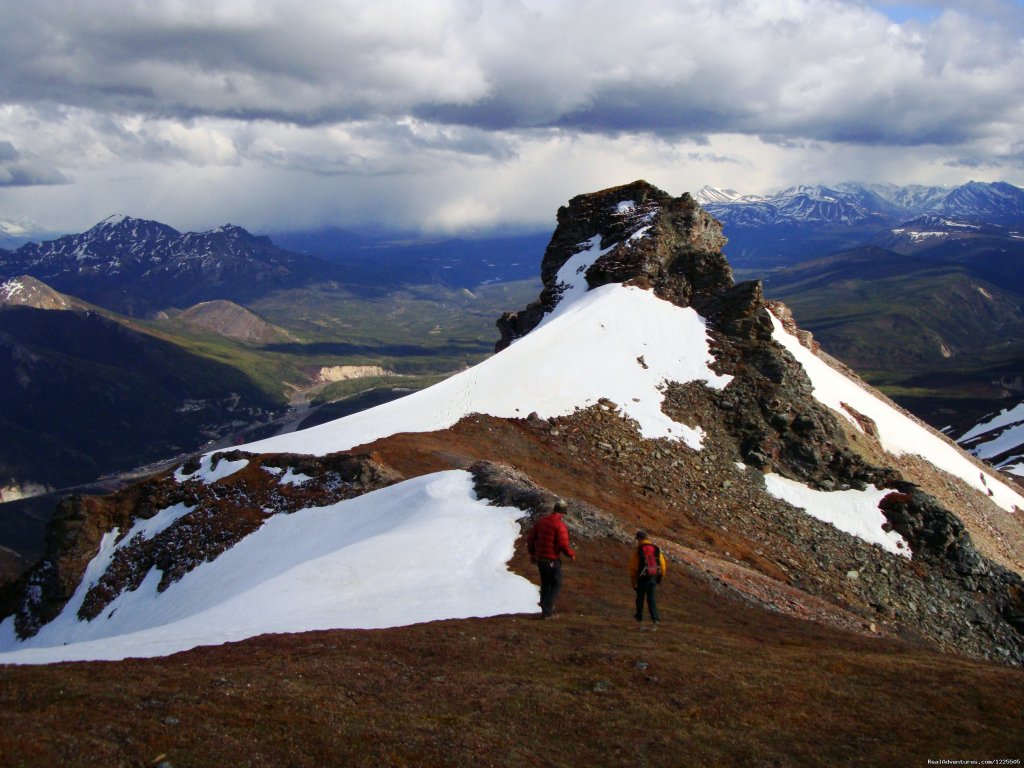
[
  {"xmin": 635, "ymin": 575, "xmax": 659, "ymax": 622},
  {"xmin": 537, "ymin": 558, "xmax": 563, "ymax": 616}
]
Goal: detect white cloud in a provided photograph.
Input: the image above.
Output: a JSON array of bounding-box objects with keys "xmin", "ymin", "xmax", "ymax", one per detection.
[{"xmin": 0, "ymin": 0, "xmax": 1022, "ymax": 232}]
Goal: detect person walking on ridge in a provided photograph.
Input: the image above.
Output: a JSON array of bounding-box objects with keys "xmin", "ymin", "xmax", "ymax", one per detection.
[
  {"xmin": 630, "ymin": 530, "xmax": 667, "ymax": 628},
  {"xmin": 526, "ymin": 498, "xmax": 576, "ymax": 619}
]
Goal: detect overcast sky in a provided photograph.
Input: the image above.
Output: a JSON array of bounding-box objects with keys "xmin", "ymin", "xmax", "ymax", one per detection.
[{"xmin": 1, "ymin": 0, "xmax": 1022, "ymax": 236}]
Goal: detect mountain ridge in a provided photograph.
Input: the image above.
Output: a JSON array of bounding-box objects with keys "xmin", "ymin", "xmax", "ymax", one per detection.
[
  {"xmin": 3, "ymin": 180, "xmax": 1023, "ymax": 674},
  {"xmin": 697, "ymin": 179, "xmax": 1024, "ymax": 228},
  {"xmin": 0, "ymin": 275, "xmax": 91, "ymax": 312},
  {"xmin": 3, "ymin": 183, "xmax": 1024, "ymax": 764}
]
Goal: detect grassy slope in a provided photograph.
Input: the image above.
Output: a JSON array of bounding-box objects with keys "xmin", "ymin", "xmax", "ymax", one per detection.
[
  {"xmin": 3, "ymin": 411, "xmax": 1023, "ymax": 766},
  {"xmin": 312, "ymin": 374, "xmax": 448, "ymax": 405},
  {"xmin": 129, "ymin": 322, "xmax": 312, "ymax": 402},
  {"xmin": 1, "ymin": 538, "xmax": 1021, "ymax": 767},
  {"xmin": 247, "ymin": 280, "xmax": 538, "ymax": 376}
]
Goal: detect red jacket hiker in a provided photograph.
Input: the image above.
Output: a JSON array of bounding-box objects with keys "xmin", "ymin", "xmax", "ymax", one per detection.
[
  {"xmin": 527, "ymin": 510, "xmax": 576, "ymax": 561},
  {"xmin": 527, "ymin": 499, "xmax": 576, "ymax": 618}
]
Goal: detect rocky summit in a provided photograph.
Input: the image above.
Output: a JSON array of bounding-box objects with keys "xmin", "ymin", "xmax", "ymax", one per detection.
[
  {"xmin": 2, "ymin": 181, "xmax": 1024, "ymax": 676},
  {"xmin": 497, "ymin": 180, "xmax": 734, "ymax": 349}
]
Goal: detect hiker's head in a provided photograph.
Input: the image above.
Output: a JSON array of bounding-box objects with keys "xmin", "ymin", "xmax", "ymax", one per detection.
[
  {"xmin": 635, "ymin": 530, "xmax": 647, "ymax": 541},
  {"xmin": 553, "ymin": 499, "xmax": 568, "ymax": 514}
]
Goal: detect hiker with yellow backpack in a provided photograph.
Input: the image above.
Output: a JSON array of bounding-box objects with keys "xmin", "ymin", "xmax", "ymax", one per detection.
[{"xmin": 629, "ymin": 530, "xmax": 667, "ymax": 628}]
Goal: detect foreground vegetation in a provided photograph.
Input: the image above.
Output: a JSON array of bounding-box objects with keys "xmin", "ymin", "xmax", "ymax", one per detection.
[{"xmin": 1, "ymin": 537, "xmax": 1021, "ymax": 767}]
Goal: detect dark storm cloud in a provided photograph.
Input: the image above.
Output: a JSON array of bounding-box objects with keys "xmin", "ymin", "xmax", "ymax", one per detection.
[
  {"xmin": 1, "ymin": 0, "xmax": 1021, "ymax": 149},
  {"xmin": 1, "ymin": 0, "xmax": 1022, "ymax": 234}
]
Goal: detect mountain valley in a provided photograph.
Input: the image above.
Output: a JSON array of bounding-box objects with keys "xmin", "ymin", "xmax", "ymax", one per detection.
[{"xmin": 3, "ymin": 180, "xmax": 1023, "ymax": 551}]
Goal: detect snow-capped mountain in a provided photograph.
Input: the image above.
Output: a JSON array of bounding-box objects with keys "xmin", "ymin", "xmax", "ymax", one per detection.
[
  {"xmin": 699, "ymin": 180, "xmax": 1024, "ymax": 230},
  {"xmin": 693, "ymin": 185, "xmax": 762, "ymax": 205},
  {"xmin": 833, "ymin": 181, "xmax": 952, "ymax": 215},
  {"xmin": 935, "ymin": 181, "xmax": 1024, "ymax": 222},
  {"xmin": 2, "ymin": 181, "xmax": 1023, "ymax": 668},
  {"xmin": 874, "ymin": 213, "xmax": 999, "ymax": 248},
  {"xmin": 959, "ymin": 403, "xmax": 1024, "ymax": 480},
  {"xmin": 0, "ymin": 215, "xmax": 329, "ymax": 316}
]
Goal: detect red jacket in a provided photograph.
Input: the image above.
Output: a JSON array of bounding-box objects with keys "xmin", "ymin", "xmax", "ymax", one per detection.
[{"xmin": 527, "ymin": 513, "xmax": 575, "ymax": 561}]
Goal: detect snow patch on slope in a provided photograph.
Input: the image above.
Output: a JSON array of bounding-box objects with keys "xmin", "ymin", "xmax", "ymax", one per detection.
[
  {"xmin": 0, "ymin": 471, "xmax": 537, "ymax": 664},
  {"xmin": 960, "ymin": 402, "xmax": 1024, "ymax": 451},
  {"xmin": 763, "ymin": 475, "xmax": 910, "ymax": 557},
  {"xmin": 0, "ymin": 278, "xmax": 25, "ymax": 302},
  {"xmin": 770, "ymin": 312, "xmax": 1024, "ymax": 514},
  {"xmin": 958, "ymin": 402, "xmax": 1024, "ymax": 476},
  {"xmin": 240, "ymin": 284, "xmax": 732, "ymax": 456},
  {"xmin": 124, "ymin": 502, "xmax": 196, "ymax": 543},
  {"xmin": 174, "ymin": 455, "xmax": 248, "ymax": 484}
]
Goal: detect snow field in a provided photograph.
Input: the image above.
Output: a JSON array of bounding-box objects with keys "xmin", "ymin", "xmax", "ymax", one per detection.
[
  {"xmin": 958, "ymin": 401, "xmax": 1024, "ymax": 466},
  {"xmin": 0, "ymin": 471, "xmax": 538, "ymax": 664}
]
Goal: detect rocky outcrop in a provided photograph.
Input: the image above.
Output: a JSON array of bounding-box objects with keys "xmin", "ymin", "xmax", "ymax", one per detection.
[
  {"xmin": 497, "ymin": 180, "xmax": 732, "ymax": 350},
  {"xmin": 318, "ymin": 365, "xmax": 395, "ymax": 383},
  {"xmin": 499, "ymin": 182, "xmax": 867, "ymax": 488},
  {"xmin": 470, "ymin": 459, "xmax": 625, "ymax": 541}
]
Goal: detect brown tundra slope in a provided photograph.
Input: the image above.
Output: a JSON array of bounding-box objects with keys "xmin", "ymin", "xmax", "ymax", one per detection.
[{"xmin": 1, "ymin": 181, "xmax": 1024, "ymax": 767}]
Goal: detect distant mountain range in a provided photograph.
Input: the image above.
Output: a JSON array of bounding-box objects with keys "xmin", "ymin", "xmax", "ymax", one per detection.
[
  {"xmin": 736, "ymin": 182, "xmax": 1024, "ymax": 483},
  {"xmin": 697, "ymin": 180, "xmax": 1024, "ymax": 229},
  {"xmin": 0, "ymin": 215, "xmax": 332, "ymax": 317},
  {"xmin": 0, "ymin": 216, "xmax": 548, "ymax": 317},
  {"xmin": 696, "ymin": 180, "xmax": 1024, "ymax": 272}
]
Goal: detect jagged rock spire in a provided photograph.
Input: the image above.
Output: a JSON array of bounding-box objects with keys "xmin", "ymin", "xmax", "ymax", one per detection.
[{"xmin": 497, "ymin": 180, "xmax": 736, "ymax": 350}]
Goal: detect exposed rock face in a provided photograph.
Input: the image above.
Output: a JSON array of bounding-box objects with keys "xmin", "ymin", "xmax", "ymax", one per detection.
[
  {"xmin": 318, "ymin": 365, "xmax": 395, "ymax": 383},
  {"xmin": 497, "ymin": 180, "xmax": 733, "ymax": 350}
]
